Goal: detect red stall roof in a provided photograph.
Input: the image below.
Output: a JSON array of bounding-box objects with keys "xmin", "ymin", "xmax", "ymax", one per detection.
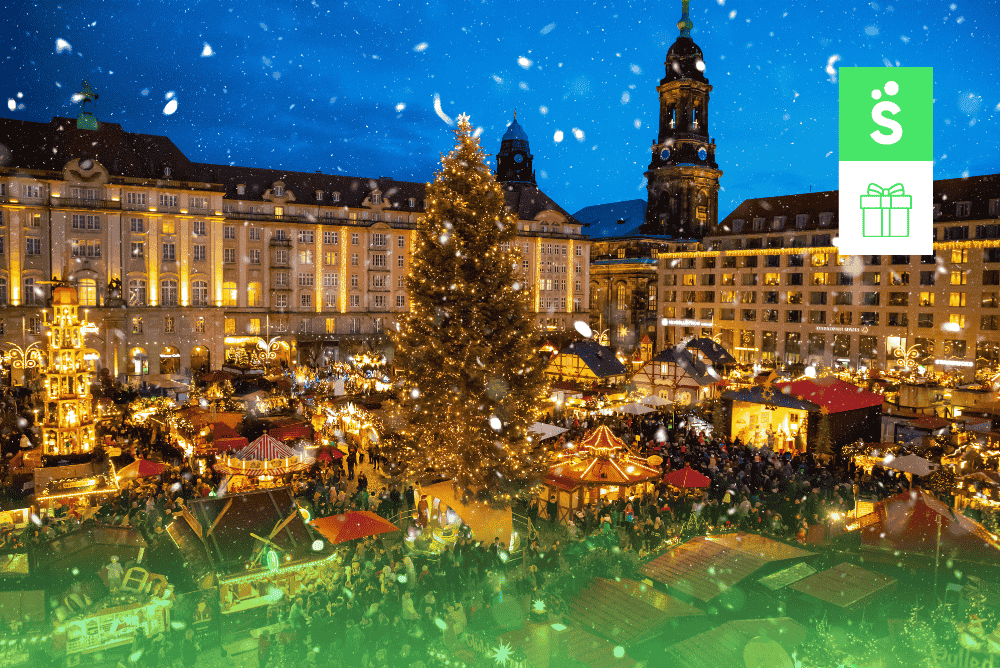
[
  {"xmin": 775, "ymin": 377, "xmax": 883, "ymax": 413},
  {"xmin": 860, "ymin": 490, "xmax": 1000, "ymax": 564}
]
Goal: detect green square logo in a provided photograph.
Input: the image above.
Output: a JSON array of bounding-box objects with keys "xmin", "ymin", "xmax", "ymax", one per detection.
[{"xmin": 839, "ymin": 67, "xmax": 933, "ymax": 162}]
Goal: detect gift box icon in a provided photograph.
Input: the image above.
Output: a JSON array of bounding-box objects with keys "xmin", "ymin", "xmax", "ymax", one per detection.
[{"xmin": 860, "ymin": 182, "xmax": 911, "ymax": 237}]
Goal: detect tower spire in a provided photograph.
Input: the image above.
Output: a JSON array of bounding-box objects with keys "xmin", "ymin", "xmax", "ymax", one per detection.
[{"xmin": 678, "ymin": 0, "xmax": 693, "ymax": 38}]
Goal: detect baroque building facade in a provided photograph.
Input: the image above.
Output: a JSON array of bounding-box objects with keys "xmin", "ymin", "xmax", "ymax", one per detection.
[
  {"xmin": 0, "ymin": 106, "xmax": 587, "ymax": 382},
  {"xmin": 657, "ymin": 174, "xmax": 1000, "ymax": 378}
]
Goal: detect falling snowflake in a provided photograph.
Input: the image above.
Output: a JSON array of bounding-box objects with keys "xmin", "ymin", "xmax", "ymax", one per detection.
[{"xmin": 490, "ymin": 641, "xmax": 513, "ymax": 666}]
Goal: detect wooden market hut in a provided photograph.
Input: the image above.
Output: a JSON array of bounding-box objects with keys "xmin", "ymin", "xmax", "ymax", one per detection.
[
  {"xmin": 632, "ymin": 338, "xmax": 736, "ymax": 405},
  {"xmin": 541, "ymin": 425, "xmax": 660, "ymax": 523},
  {"xmin": 786, "ymin": 562, "xmax": 897, "ymax": 619},
  {"xmin": 544, "ymin": 339, "xmax": 628, "ymax": 386},
  {"xmin": 720, "ymin": 377, "xmax": 882, "ymax": 453}
]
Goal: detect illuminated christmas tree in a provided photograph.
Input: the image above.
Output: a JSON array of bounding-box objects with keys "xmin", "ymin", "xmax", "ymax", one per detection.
[
  {"xmin": 40, "ymin": 285, "xmax": 99, "ymax": 456},
  {"xmin": 391, "ymin": 114, "xmax": 550, "ymax": 505}
]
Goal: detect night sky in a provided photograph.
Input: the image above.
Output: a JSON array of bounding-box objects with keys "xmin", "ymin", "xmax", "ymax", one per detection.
[{"xmin": 4, "ymin": 0, "xmax": 999, "ymax": 217}]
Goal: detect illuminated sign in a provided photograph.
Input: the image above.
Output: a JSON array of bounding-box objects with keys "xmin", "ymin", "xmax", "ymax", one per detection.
[
  {"xmin": 934, "ymin": 359, "xmax": 973, "ymax": 368},
  {"xmin": 734, "ymin": 347, "xmax": 759, "ymax": 352},
  {"xmin": 814, "ymin": 326, "xmax": 867, "ymax": 333},
  {"xmin": 661, "ymin": 318, "xmax": 713, "ymax": 327}
]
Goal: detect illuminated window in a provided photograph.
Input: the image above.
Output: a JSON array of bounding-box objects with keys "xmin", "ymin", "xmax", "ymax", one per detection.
[
  {"xmin": 248, "ymin": 318, "xmax": 261, "ymax": 335},
  {"xmin": 223, "ymin": 282, "xmax": 238, "ymax": 307},
  {"xmin": 132, "ymin": 317, "xmax": 143, "ymax": 334},
  {"xmin": 949, "ymin": 292, "xmax": 966, "ymax": 307},
  {"xmin": 247, "ymin": 282, "xmax": 262, "ymax": 307},
  {"xmin": 811, "ymin": 273, "xmax": 828, "ymax": 286},
  {"xmin": 224, "ymin": 318, "xmax": 235, "ymax": 335},
  {"xmin": 615, "ymin": 284, "xmax": 626, "ymax": 310},
  {"xmin": 194, "ymin": 317, "xmax": 206, "ymax": 333},
  {"xmin": 160, "ymin": 280, "xmax": 178, "ymax": 306},
  {"xmin": 78, "ymin": 278, "xmax": 97, "ymax": 306},
  {"xmin": 764, "ymin": 273, "xmax": 780, "ymax": 286},
  {"xmin": 164, "ymin": 316, "xmax": 174, "ymax": 333},
  {"xmin": 162, "ymin": 221, "xmax": 175, "ymax": 234},
  {"xmin": 949, "ymin": 314, "xmax": 965, "ymax": 329},
  {"xmin": 326, "ymin": 318, "xmax": 336, "ymax": 334}
]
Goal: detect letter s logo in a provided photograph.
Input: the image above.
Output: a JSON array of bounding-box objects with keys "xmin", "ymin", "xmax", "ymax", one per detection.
[{"xmin": 870, "ymin": 101, "xmax": 902, "ymax": 145}]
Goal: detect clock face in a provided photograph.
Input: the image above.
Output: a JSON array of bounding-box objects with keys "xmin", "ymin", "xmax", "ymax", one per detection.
[
  {"xmin": 697, "ymin": 147, "xmax": 708, "ymax": 161},
  {"xmin": 513, "ymin": 153, "xmax": 524, "ymax": 164},
  {"xmin": 660, "ymin": 149, "xmax": 671, "ymax": 161}
]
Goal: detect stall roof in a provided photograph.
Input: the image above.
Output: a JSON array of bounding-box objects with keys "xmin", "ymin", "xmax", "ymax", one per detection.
[
  {"xmin": 724, "ymin": 386, "xmax": 816, "ymax": 412},
  {"xmin": 664, "ymin": 618, "xmax": 811, "ymax": 668},
  {"xmin": 683, "ymin": 338, "xmax": 739, "ymax": 367},
  {"xmin": 787, "ymin": 562, "xmax": 897, "ymax": 611},
  {"xmin": 169, "ymin": 487, "xmax": 314, "ymax": 575},
  {"xmin": 860, "ymin": 490, "xmax": 1000, "ymax": 564},
  {"xmin": 566, "ymin": 577, "xmax": 704, "ymax": 646},
  {"xmin": 33, "ymin": 526, "xmax": 146, "ymax": 579},
  {"xmin": 775, "ymin": 377, "xmax": 884, "ymax": 413},
  {"xmin": 556, "ymin": 339, "xmax": 628, "ymax": 378},
  {"xmin": 642, "ymin": 533, "xmax": 814, "ymax": 603}
]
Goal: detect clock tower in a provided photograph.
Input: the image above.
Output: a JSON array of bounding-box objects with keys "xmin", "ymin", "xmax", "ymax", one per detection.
[
  {"xmin": 495, "ymin": 112, "xmax": 536, "ymax": 185},
  {"xmin": 643, "ymin": 0, "xmax": 722, "ymax": 239}
]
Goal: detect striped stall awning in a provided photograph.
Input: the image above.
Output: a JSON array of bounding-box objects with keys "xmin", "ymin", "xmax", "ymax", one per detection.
[{"xmin": 233, "ymin": 434, "xmax": 298, "ymax": 461}]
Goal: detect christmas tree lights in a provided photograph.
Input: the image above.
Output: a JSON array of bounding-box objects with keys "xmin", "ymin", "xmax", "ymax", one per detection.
[{"xmin": 390, "ymin": 114, "xmax": 550, "ymax": 506}]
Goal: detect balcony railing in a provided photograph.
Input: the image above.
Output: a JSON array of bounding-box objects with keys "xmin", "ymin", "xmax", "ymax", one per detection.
[
  {"xmin": 51, "ymin": 196, "xmax": 122, "ymax": 210},
  {"xmin": 226, "ymin": 210, "xmax": 301, "ymax": 223},
  {"xmin": 269, "ymin": 238, "xmax": 292, "ymax": 248}
]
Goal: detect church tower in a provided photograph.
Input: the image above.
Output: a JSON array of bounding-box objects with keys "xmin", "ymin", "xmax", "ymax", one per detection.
[
  {"xmin": 495, "ymin": 112, "xmax": 536, "ymax": 184},
  {"xmin": 643, "ymin": 0, "xmax": 722, "ymax": 239}
]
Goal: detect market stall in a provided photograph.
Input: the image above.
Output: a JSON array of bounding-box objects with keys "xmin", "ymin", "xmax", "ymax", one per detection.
[
  {"xmin": 723, "ymin": 377, "xmax": 882, "ymax": 453},
  {"xmin": 196, "ymin": 422, "xmax": 248, "ymax": 456},
  {"xmin": 541, "ymin": 425, "xmax": 660, "ymax": 523},
  {"xmin": 213, "ymin": 434, "xmax": 310, "ymax": 492}
]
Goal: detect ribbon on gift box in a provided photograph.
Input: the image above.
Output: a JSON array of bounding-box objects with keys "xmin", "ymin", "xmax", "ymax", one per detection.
[{"xmin": 866, "ymin": 182, "xmax": 905, "ymax": 206}]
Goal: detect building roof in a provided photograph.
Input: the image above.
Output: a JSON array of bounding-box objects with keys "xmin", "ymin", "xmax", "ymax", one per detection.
[
  {"xmin": 714, "ymin": 172, "xmax": 1000, "ymax": 237},
  {"xmin": 775, "ymin": 377, "xmax": 884, "ymax": 413},
  {"xmin": 557, "ymin": 339, "xmax": 628, "ymax": 378},
  {"xmin": 572, "ymin": 199, "xmax": 648, "ymax": 239},
  {"xmin": 642, "ymin": 533, "xmax": 814, "ymax": 603},
  {"xmin": 649, "ymin": 338, "xmax": 736, "ymax": 387},
  {"xmin": 501, "ymin": 117, "xmax": 529, "ymax": 143},
  {"xmin": 787, "ymin": 562, "xmax": 897, "ymax": 611},
  {"xmin": 0, "ymin": 115, "xmax": 579, "ymax": 226},
  {"xmin": 499, "ymin": 182, "xmax": 580, "ymax": 225}
]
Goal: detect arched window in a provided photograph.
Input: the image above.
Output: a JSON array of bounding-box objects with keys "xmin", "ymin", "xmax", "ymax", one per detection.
[
  {"xmin": 78, "ymin": 278, "xmax": 97, "ymax": 306},
  {"xmin": 160, "ymin": 279, "xmax": 178, "ymax": 306},
  {"xmin": 247, "ymin": 282, "xmax": 262, "ymax": 307},
  {"xmin": 692, "ymin": 103, "xmax": 700, "ymax": 129},
  {"xmin": 128, "ymin": 279, "xmax": 147, "ymax": 306},
  {"xmin": 191, "ymin": 280, "xmax": 208, "ymax": 306},
  {"xmin": 616, "ymin": 284, "xmax": 627, "ymax": 310},
  {"xmin": 668, "ymin": 106, "xmax": 676, "ymax": 129},
  {"xmin": 222, "ymin": 281, "xmax": 238, "ymax": 307}
]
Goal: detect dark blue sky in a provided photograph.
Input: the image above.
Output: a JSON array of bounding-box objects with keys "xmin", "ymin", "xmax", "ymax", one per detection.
[{"xmin": 4, "ymin": 0, "xmax": 999, "ymax": 217}]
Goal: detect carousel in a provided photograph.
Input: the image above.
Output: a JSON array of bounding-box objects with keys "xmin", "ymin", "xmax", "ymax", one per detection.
[
  {"xmin": 213, "ymin": 434, "xmax": 310, "ymax": 494},
  {"xmin": 540, "ymin": 425, "xmax": 661, "ymax": 523}
]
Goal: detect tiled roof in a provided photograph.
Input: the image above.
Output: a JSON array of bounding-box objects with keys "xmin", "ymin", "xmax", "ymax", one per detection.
[
  {"xmin": 652, "ymin": 339, "xmax": 733, "ymax": 387},
  {"xmin": 500, "ymin": 182, "xmax": 580, "ymax": 225},
  {"xmin": 0, "ymin": 116, "xmax": 577, "ymax": 223}
]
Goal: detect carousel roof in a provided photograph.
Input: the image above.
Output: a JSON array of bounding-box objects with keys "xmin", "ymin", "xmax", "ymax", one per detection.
[
  {"xmin": 546, "ymin": 425, "xmax": 659, "ymax": 489},
  {"xmin": 234, "ymin": 434, "xmax": 298, "ymax": 461},
  {"xmin": 578, "ymin": 424, "xmax": 628, "ymax": 452}
]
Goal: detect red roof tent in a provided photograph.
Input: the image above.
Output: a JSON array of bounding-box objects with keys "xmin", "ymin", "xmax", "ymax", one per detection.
[
  {"xmin": 233, "ymin": 434, "xmax": 298, "ymax": 461},
  {"xmin": 269, "ymin": 421, "xmax": 313, "ymax": 442},
  {"xmin": 860, "ymin": 490, "xmax": 1000, "ymax": 564},
  {"xmin": 774, "ymin": 377, "xmax": 883, "ymax": 413},
  {"xmin": 201, "ymin": 422, "xmax": 249, "ymax": 454}
]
